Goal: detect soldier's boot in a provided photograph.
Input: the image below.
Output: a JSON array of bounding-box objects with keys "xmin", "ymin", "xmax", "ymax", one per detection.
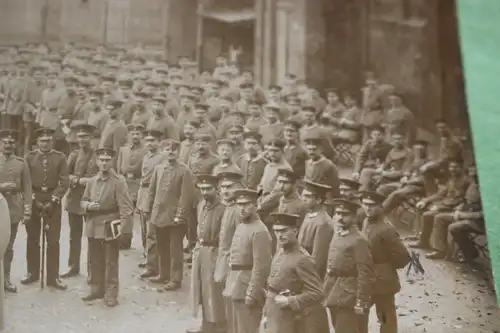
[
  {"xmin": 20, "ymin": 273, "xmax": 39, "ymax": 285},
  {"xmin": 47, "ymin": 278, "xmax": 68, "ymax": 291},
  {"xmin": 4, "ymin": 270, "xmax": 17, "ymax": 293},
  {"xmin": 60, "ymin": 267, "xmax": 80, "ymax": 278},
  {"xmin": 82, "ymin": 287, "xmax": 105, "ymax": 302},
  {"xmin": 140, "ymin": 269, "xmax": 157, "ymax": 279}
]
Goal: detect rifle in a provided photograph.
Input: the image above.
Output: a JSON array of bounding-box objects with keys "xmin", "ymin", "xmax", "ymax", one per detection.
[{"xmin": 406, "ymin": 249, "xmax": 425, "ymax": 276}]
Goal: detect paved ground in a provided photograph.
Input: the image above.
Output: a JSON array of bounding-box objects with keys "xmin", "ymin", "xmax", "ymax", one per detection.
[{"xmin": 3, "ymin": 211, "xmax": 499, "ymax": 333}]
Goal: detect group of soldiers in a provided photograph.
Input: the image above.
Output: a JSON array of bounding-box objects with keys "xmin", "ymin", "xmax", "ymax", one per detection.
[{"xmin": 0, "ymin": 42, "xmax": 485, "ymax": 333}]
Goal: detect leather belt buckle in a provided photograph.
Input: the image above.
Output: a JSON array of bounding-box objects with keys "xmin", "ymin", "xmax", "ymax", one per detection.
[
  {"xmin": 41, "ymin": 186, "xmax": 48, "ymax": 192},
  {"xmin": 127, "ymin": 173, "xmax": 134, "ymax": 179}
]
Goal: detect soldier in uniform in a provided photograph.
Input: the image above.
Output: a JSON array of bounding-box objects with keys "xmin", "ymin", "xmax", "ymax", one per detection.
[
  {"xmin": 146, "ymin": 95, "xmax": 180, "ymax": 141},
  {"xmin": 236, "ymin": 131, "xmax": 267, "ymax": 190},
  {"xmin": 352, "ymin": 125, "xmax": 392, "ymax": 189},
  {"xmin": 299, "ymin": 105, "xmax": 335, "ymax": 161},
  {"xmin": 213, "ymin": 171, "xmax": 244, "ymax": 332},
  {"xmin": 276, "ymin": 168, "xmax": 307, "ymax": 222},
  {"xmin": 283, "ymin": 119, "xmax": 307, "ymax": 185},
  {"xmin": 297, "ymin": 180, "xmax": 334, "ymax": 278},
  {"xmin": 385, "ymin": 92, "xmax": 416, "ymax": 146},
  {"xmin": 262, "ymin": 213, "xmax": 326, "ymax": 333},
  {"xmin": 212, "ymin": 139, "xmax": 241, "ymax": 176},
  {"xmin": 0, "ymin": 130, "xmax": 32, "ymax": 292},
  {"xmin": 188, "ymin": 174, "xmax": 226, "ymax": 333},
  {"xmin": 99, "ymin": 97, "xmax": 128, "ymax": 153},
  {"xmin": 222, "ymin": 188, "xmax": 272, "ymax": 333},
  {"xmin": 338, "ymin": 178, "xmax": 365, "ymax": 229},
  {"xmin": 429, "ymin": 164, "xmax": 482, "ymax": 260},
  {"xmin": 359, "ymin": 191, "xmax": 410, "ymax": 333},
  {"xmin": 116, "ymin": 124, "xmax": 147, "ymax": 250},
  {"xmin": 137, "ymin": 129, "xmax": 166, "ymax": 276},
  {"xmin": 302, "ymin": 129, "xmax": 340, "ymax": 215},
  {"xmin": 359, "ymin": 131, "xmax": 413, "ymax": 191},
  {"xmin": 412, "ymin": 159, "xmax": 469, "ymax": 249},
  {"xmin": 187, "ymin": 133, "xmax": 221, "ymax": 258},
  {"xmin": 144, "ymin": 139, "xmax": 195, "ymax": 291},
  {"xmin": 259, "ymin": 104, "xmax": 284, "ymax": 145},
  {"xmin": 23, "ymin": 128, "xmax": 69, "ymax": 290},
  {"xmin": 420, "ymin": 119, "xmax": 464, "ymax": 195},
  {"xmin": 61, "ymin": 124, "xmax": 98, "ymax": 279},
  {"xmin": 80, "ymin": 148, "xmax": 134, "ymax": 307},
  {"xmin": 179, "ymin": 119, "xmax": 200, "ymax": 165},
  {"xmin": 323, "ymin": 199, "xmax": 374, "ymax": 333}
]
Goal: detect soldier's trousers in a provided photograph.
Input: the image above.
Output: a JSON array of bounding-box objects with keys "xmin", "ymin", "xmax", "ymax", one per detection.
[
  {"xmin": 25, "ymin": 204, "xmax": 62, "ymax": 281},
  {"xmin": 145, "ymin": 220, "xmax": 158, "ymax": 272},
  {"xmin": 88, "ymin": 237, "xmax": 119, "ymax": 300},
  {"xmin": 231, "ymin": 300, "xmax": 262, "ymax": 333},
  {"xmin": 449, "ymin": 219, "xmax": 483, "ymax": 261},
  {"xmin": 155, "ymin": 224, "xmax": 184, "ymax": 283},
  {"xmin": 23, "ymin": 120, "xmax": 37, "ymax": 154},
  {"xmin": 67, "ymin": 213, "xmax": 84, "ymax": 272},
  {"xmin": 359, "ymin": 294, "xmax": 398, "ymax": 333},
  {"xmin": 3, "ymin": 223, "xmax": 19, "ymax": 279},
  {"xmin": 328, "ymin": 307, "xmax": 367, "ymax": 333}
]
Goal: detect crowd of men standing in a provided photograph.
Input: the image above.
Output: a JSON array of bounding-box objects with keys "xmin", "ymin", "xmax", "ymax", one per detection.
[{"xmin": 0, "ymin": 42, "xmax": 485, "ymax": 333}]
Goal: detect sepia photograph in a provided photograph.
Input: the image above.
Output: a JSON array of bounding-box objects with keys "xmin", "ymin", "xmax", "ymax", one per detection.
[{"xmin": 0, "ymin": 0, "xmax": 498, "ymax": 332}]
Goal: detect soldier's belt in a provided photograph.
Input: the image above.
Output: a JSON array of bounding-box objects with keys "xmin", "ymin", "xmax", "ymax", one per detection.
[
  {"xmin": 43, "ymin": 108, "xmax": 57, "ymax": 112},
  {"xmin": 88, "ymin": 208, "xmax": 119, "ymax": 215},
  {"xmin": 198, "ymin": 239, "xmax": 218, "ymax": 247},
  {"xmin": 230, "ymin": 264, "xmax": 253, "ymax": 271},
  {"xmin": 267, "ymin": 286, "xmax": 297, "ymax": 296},
  {"xmin": 326, "ymin": 268, "xmax": 357, "ymax": 278},
  {"xmin": 33, "ymin": 186, "xmax": 56, "ymax": 193},
  {"xmin": 0, "ymin": 189, "xmax": 20, "ymax": 195},
  {"xmin": 140, "ymin": 183, "xmax": 150, "ymax": 188}
]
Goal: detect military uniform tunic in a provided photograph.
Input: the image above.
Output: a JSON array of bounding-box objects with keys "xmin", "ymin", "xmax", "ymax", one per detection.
[
  {"xmin": 0, "ymin": 153, "xmax": 32, "ymax": 278},
  {"xmin": 223, "ymin": 216, "xmax": 272, "ymax": 333},
  {"xmin": 190, "ymin": 198, "xmax": 226, "ymax": 323},
  {"xmin": 298, "ymin": 208, "xmax": 334, "ymax": 278},
  {"xmin": 117, "ymin": 143, "xmax": 147, "ymax": 203},
  {"xmin": 25, "ymin": 149, "xmax": 69, "ymax": 281},
  {"xmin": 264, "ymin": 245, "xmax": 327, "ymax": 333},
  {"xmin": 323, "ymin": 228, "xmax": 374, "ymax": 333},
  {"xmin": 236, "ymin": 153, "xmax": 267, "ymax": 190}
]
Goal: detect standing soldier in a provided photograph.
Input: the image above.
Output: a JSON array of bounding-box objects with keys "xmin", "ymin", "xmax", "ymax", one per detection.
[
  {"xmin": 116, "ymin": 124, "xmax": 147, "ymax": 250},
  {"xmin": 144, "ymin": 139, "xmax": 195, "ymax": 291},
  {"xmin": 359, "ymin": 191, "xmax": 410, "ymax": 333},
  {"xmin": 283, "ymin": 119, "xmax": 307, "ymax": 187},
  {"xmin": 188, "ymin": 174, "xmax": 226, "ymax": 333},
  {"xmin": 262, "ymin": 213, "xmax": 327, "ymax": 333},
  {"xmin": 80, "ymin": 148, "xmax": 134, "ymax": 307},
  {"xmin": 323, "ymin": 199, "xmax": 374, "ymax": 333},
  {"xmin": 236, "ymin": 131, "xmax": 267, "ymax": 190},
  {"xmin": 275, "ymin": 168, "xmax": 307, "ymax": 222},
  {"xmin": 22, "ymin": 128, "xmax": 69, "ymax": 290},
  {"xmin": 222, "ymin": 189, "xmax": 272, "ymax": 333},
  {"xmin": 214, "ymin": 171, "xmax": 244, "ymax": 333},
  {"xmin": 61, "ymin": 124, "xmax": 98, "ymax": 279},
  {"xmin": 137, "ymin": 129, "xmax": 166, "ymax": 277},
  {"xmin": 99, "ymin": 98, "xmax": 128, "ymax": 153},
  {"xmin": 298, "ymin": 180, "xmax": 334, "ymax": 278},
  {"xmin": 0, "ymin": 130, "xmax": 32, "ymax": 292},
  {"xmin": 20, "ymin": 64, "xmax": 45, "ymax": 155},
  {"xmin": 303, "ymin": 129, "xmax": 340, "ymax": 215}
]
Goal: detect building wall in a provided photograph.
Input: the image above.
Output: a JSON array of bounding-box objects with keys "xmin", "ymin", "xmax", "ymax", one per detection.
[{"xmin": 0, "ymin": 0, "xmax": 198, "ymax": 58}]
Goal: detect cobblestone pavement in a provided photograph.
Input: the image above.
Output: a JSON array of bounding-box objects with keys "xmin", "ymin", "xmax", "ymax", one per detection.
[{"xmin": 3, "ymin": 212, "xmax": 500, "ymax": 333}]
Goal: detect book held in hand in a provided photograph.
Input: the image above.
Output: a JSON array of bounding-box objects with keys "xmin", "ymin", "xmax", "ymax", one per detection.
[{"xmin": 104, "ymin": 220, "xmax": 121, "ymax": 241}]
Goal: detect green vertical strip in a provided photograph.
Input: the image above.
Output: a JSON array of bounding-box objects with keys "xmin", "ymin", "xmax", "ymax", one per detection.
[{"xmin": 456, "ymin": 0, "xmax": 500, "ymax": 301}]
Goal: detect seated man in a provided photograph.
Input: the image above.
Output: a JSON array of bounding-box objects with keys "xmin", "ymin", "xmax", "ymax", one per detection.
[
  {"xmin": 352, "ymin": 125, "xmax": 392, "ymax": 191},
  {"xmin": 411, "ymin": 159, "xmax": 469, "ymax": 250},
  {"xmin": 361, "ymin": 131, "xmax": 412, "ymax": 191},
  {"xmin": 330, "ymin": 92, "xmax": 363, "ymax": 144},
  {"xmin": 379, "ymin": 139, "xmax": 429, "ymax": 214},
  {"xmin": 428, "ymin": 164, "xmax": 483, "ymax": 261},
  {"xmin": 420, "ymin": 119, "xmax": 464, "ymax": 195}
]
